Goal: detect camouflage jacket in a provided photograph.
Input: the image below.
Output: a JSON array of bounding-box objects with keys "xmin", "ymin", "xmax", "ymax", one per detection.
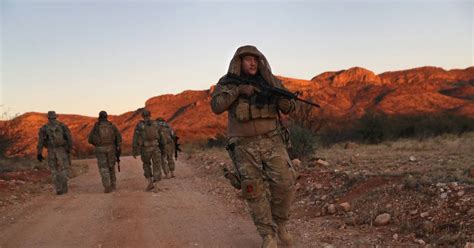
[
  {"xmin": 37, "ymin": 121, "xmax": 73, "ymax": 154},
  {"xmin": 88, "ymin": 120, "xmax": 122, "ymax": 149}
]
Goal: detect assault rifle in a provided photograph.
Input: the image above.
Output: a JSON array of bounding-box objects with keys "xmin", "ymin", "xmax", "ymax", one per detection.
[
  {"xmin": 116, "ymin": 150, "xmax": 121, "ymax": 172},
  {"xmin": 174, "ymin": 136, "xmax": 182, "ymax": 159},
  {"xmin": 226, "ymin": 73, "xmax": 320, "ymax": 108},
  {"xmin": 115, "ymin": 139, "xmax": 121, "ymax": 172}
]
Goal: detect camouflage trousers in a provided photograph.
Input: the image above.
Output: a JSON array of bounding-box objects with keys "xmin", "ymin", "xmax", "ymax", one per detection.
[
  {"xmin": 47, "ymin": 147, "xmax": 70, "ymax": 193},
  {"xmin": 141, "ymin": 145, "xmax": 162, "ymax": 181},
  {"xmin": 94, "ymin": 145, "xmax": 116, "ymax": 190},
  {"xmin": 161, "ymin": 143, "xmax": 175, "ymax": 174},
  {"xmin": 228, "ymin": 130, "xmax": 297, "ymax": 238}
]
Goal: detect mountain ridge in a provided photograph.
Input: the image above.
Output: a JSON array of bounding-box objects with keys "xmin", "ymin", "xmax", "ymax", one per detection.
[{"xmin": 2, "ymin": 66, "xmax": 473, "ymax": 157}]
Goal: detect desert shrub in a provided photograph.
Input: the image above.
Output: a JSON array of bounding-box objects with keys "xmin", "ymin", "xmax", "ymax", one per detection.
[
  {"xmin": 207, "ymin": 134, "xmax": 227, "ymax": 148},
  {"xmin": 0, "ymin": 121, "xmax": 21, "ymax": 158},
  {"xmin": 288, "ymin": 124, "xmax": 319, "ymax": 159},
  {"xmin": 316, "ymin": 113, "xmax": 474, "ymax": 145}
]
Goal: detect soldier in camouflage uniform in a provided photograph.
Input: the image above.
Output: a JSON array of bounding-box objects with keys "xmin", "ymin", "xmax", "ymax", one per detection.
[
  {"xmin": 156, "ymin": 117, "xmax": 176, "ymax": 178},
  {"xmin": 88, "ymin": 111, "xmax": 122, "ymax": 193},
  {"xmin": 132, "ymin": 110, "xmax": 163, "ymax": 191},
  {"xmin": 37, "ymin": 111, "xmax": 73, "ymax": 195},
  {"xmin": 211, "ymin": 46, "xmax": 297, "ymax": 248}
]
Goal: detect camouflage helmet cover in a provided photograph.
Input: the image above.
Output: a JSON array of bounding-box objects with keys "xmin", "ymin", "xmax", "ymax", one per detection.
[
  {"xmin": 142, "ymin": 109, "xmax": 151, "ymax": 117},
  {"xmin": 47, "ymin": 111, "xmax": 57, "ymax": 119},
  {"xmin": 99, "ymin": 111, "xmax": 108, "ymax": 119}
]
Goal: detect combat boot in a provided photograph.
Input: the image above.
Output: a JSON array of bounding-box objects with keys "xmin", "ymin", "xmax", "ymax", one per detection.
[
  {"xmin": 145, "ymin": 178, "xmax": 154, "ymax": 191},
  {"xmin": 164, "ymin": 173, "xmax": 169, "ymax": 179},
  {"xmin": 277, "ymin": 223, "xmax": 294, "ymax": 246},
  {"xmin": 153, "ymin": 181, "xmax": 159, "ymax": 193},
  {"xmin": 261, "ymin": 235, "xmax": 277, "ymax": 248},
  {"xmin": 170, "ymin": 171, "xmax": 175, "ymax": 178},
  {"xmin": 104, "ymin": 187, "xmax": 112, "ymax": 193}
]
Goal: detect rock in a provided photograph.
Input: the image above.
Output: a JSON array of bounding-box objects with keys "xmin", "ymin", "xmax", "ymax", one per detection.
[
  {"xmin": 314, "ymin": 183, "xmax": 323, "ymax": 189},
  {"xmin": 414, "ymin": 239, "xmax": 425, "ymax": 245},
  {"xmin": 420, "ymin": 212, "xmax": 429, "ymax": 218},
  {"xmin": 386, "ymin": 204, "xmax": 392, "ymax": 209},
  {"xmin": 328, "ymin": 204, "xmax": 336, "ymax": 214},
  {"xmin": 374, "ymin": 213, "xmax": 390, "ymax": 226},
  {"xmin": 349, "ymin": 156, "xmax": 357, "ymax": 164},
  {"xmin": 436, "ymin": 182, "xmax": 447, "ymax": 187},
  {"xmin": 345, "ymin": 217, "xmax": 356, "ymax": 226},
  {"xmin": 339, "ymin": 202, "xmax": 351, "ymax": 212},
  {"xmin": 409, "ymin": 210, "xmax": 418, "ymax": 215},
  {"xmin": 344, "ymin": 142, "xmax": 358, "ymax": 149},
  {"xmin": 392, "ymin": 233, "xmax": 398, "ymax": 240},
  {"xmin": 448, "ymin": 182, "xmax": 458, "ymax": 190},
  {"xmin": 467, "ymin": 208, "xmax": 474, "ymax": 216},
  {"xmin": 409, "ymin": 156, "xmax": 416, "ymax": 162},
  {"xmin": 422, "ymin": 220, "xmax": 434, "ymax": 233},
  {"xmin": 204, "ymin": 165, "xmax": 211, "ymax": 170},
  {"xmin": 321, "ymin": 195, "xmax": 328, "ymax": 201},
  {"xmin": 316, "ymin": 159, "xmax": 330, "ymax": 167},
  {"xmin": 457, "ymin": 190, "xmax": 465, "ymax": 197},
  {"xmin": 465, "ymin": 242, "xmax": 474, "ymax": 248},
  {"xmin": 440, "ymin": 193, "xmax": 448, "ymax": 199},
  {"xmin": 322, "ymin": 244, "xmax": 335, "ymax": 248},
  {"xmin": 291, "ymin": 159, "xmax": 301, "ymax": 168}
]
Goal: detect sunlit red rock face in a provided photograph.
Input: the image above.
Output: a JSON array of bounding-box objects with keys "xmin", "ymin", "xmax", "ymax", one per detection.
[{"xmin": 2, "ymin": 66, "xmax": 473, "ymax": 157}]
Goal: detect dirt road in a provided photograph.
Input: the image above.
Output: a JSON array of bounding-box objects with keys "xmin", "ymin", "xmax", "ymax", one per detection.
[{"xmin": 0, "ymin": 157, "xmax": 261, "ymax": 248}]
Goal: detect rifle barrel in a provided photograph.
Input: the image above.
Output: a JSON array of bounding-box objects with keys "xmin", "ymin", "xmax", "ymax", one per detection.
[
  {"xmin": 227, "ymin": 73, "xmax": 320, "ymax": 108},
  {"xmin": 296, "ymin": 97, "xmax": 320, "ymax": 108}
]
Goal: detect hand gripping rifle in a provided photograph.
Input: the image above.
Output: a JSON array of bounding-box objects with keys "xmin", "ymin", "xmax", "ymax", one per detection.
[{"xmin": 226, "ymin": 73, "xmax": 320, "ymax": 108}]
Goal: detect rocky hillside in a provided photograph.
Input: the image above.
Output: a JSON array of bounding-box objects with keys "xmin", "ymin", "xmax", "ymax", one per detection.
[{"xmin": 2, "ymin": 66, "xmax": 473, "ymax": 157}]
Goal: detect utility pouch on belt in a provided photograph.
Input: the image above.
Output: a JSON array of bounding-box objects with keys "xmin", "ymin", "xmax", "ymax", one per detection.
[
  {"xmin": 225, "ymin": 141, "xmax": 243, "ymax": 189},
  {"xmin": 281, "ymin": 126, "xmax": 292, "ymax": 149},
  {"xmin": 242, "ymin": 179, "xmax": 262, "ymax": 199},
  {"xmin": 235, "ymin": 99, "xmax": 250, "ymax": 122}
]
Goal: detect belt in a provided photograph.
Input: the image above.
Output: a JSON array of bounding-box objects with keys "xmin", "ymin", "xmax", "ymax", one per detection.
[{"xmin": 230, "ymin": 129, "xmax": 281, "ymax": 146}]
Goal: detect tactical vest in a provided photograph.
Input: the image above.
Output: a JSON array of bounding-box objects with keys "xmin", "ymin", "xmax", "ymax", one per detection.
[
  {"xmin": 44, "ymin": 124, "xmax": 67, "ymax": 147},
  {"xmin": 234, "ymin": 94, "xmax": 278, "ymax": 122},
  {"xmin": 96, "ymin": 122, "xmax": 115, "ymax": 146},
  {"xmin": 139, "ymin": 121, "xmax": 160, "ymax": 147},
  {"xmin": 158, "ymin": 122, "xmax": 174, "ymax": 144}
]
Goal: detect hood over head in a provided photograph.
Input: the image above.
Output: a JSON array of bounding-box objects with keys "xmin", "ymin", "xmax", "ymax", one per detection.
[{"xmin": 226, "ymin": 45, "xmax": 281, "ymax": 87}]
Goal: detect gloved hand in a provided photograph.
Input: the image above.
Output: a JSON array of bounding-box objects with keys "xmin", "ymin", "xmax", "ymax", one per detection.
[
  {"xmin": 277, "ymin": 98, "xmax": 293, "ymax": 113},
  {"xmin": 37, "ymin": 154, "xmax": 44, "ymax": 162},
  {"xmin": 238, "ymin": 85, "xmax": 257, "ymax": 97}
]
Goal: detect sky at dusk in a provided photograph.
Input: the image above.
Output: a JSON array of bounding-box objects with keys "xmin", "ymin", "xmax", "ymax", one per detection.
[{"xmin": 1, "ymin": 0, "xmax": 472, "ymax": 118}]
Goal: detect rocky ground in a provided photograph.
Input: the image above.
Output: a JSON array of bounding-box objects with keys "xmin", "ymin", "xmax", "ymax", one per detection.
[
  {"xmin": 0, "ymin": 159, "xmax": 88, "ymax": 209},
  {"xmin": 0, "ymin": 133, "xmax": 472, "ymax": 247},
  {"xmin": 184, "ymin": 133, "xmax": 474, "ymax": 247}
]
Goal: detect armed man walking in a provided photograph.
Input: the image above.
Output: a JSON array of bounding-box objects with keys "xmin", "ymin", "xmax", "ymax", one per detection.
[
  {"xmin": 211, "ymin": 45, "xmax": 297, "ymax": 248},
  {"xmin": 156, "ymin": 117, "xmax": 176, "ymax": 178},
  {"xmin": 37, "ymin": 111, "xmax": 74, "ymax": 195},
  {"xmin": 88, "ymin": 111, "xmax": 122, "ymax": 193},
  {"xmin": 132, "ymin": 109, "xmax": 163, "ymax": 192}
]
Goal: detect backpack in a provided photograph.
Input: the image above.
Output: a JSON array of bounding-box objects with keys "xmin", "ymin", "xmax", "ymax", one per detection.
[
  {"xmin": 97, "ymin": 122, "xmax": 115, "ymax": 146},
  {"xmin": 45, "ymin": 124, "xmax": 67, "ymax": 147}
]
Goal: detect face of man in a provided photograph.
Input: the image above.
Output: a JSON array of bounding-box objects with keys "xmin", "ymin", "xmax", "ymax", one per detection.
[{"xmin": 241, "ymin": 55, "xmax": 258, "ymax": 76}]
